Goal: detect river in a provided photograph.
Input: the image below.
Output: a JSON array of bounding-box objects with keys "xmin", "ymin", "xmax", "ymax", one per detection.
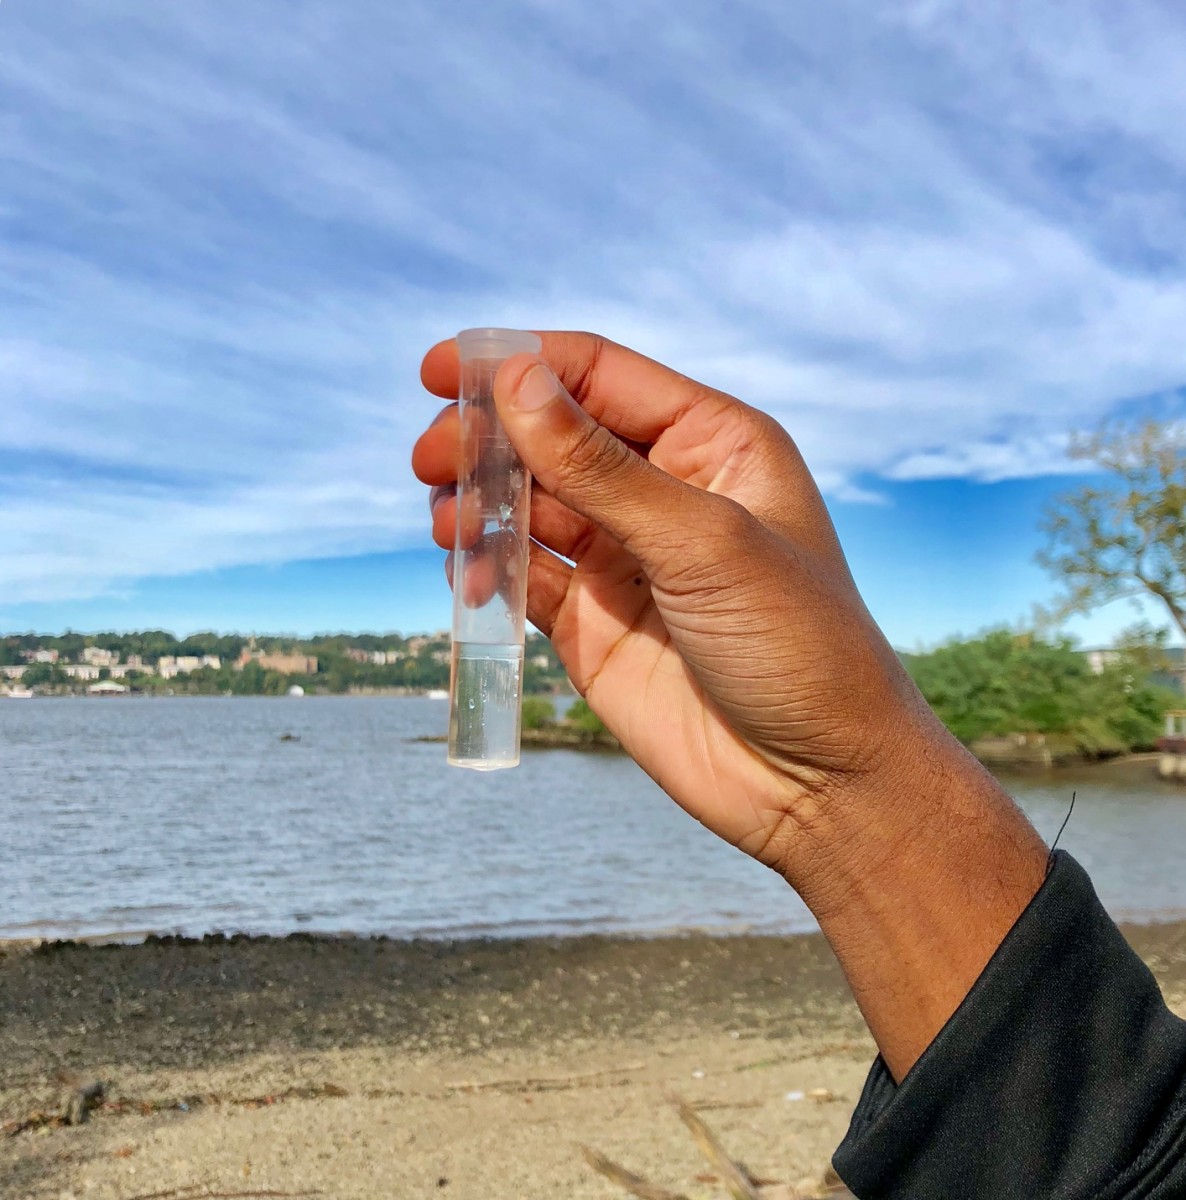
[{"xmin": 2, "ymin": 697, "xmax": 1183, "ymax": 941}]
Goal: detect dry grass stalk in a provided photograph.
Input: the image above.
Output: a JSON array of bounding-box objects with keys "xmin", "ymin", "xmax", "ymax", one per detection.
[
  {"xmin": 580, "ymin": 1145, "xmax": 691, "ymax": 1200},
  {"xmin": 446, "ymin": 1062, "xmax": 645, "ymax": 1094},
  {"xmin": 672, "ymin": 1098, "xmax": 761, "ymax": 1200},
  {"xmin": 123, "ymin": 1188, "xmax": 322, "ymax": 1200},
  {"xmin": 581, "ymin": 1096, "xmax": 856, "ymax": 1200}
]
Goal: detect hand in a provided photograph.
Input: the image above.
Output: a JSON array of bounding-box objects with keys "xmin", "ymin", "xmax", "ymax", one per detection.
[
  {"xmin": 414, "ymin": 333, "xmax": 934, "ymax": 881},
  {"xmin": 412, "ymin": 331, "xmax": 1048, "ymax": 1078}
]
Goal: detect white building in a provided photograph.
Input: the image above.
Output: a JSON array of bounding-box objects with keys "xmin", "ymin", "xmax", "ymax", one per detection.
[
  {"xmin": 82, "ymin": 646, "xmax": 118, "ymax": 667},
  {"xmin": 88, "ymin": 680, "xmax": 129, "ymax": 695},
  {"xmin": 157, "ymin": 655, "xmax": 221, "ymax": 679},
  {"xmin": 1084, "ymin": 649, "xmax": 1121, "ymax": 675},
  {"xmin": 62, "ymin": 664, "xmax": 101, "ymax": 681}
]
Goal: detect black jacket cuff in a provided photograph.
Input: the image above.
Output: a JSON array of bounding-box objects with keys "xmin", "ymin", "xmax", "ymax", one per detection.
[{"xmin": 833, "ymin": 851, "xmax": 1186, "ymax": 1199}]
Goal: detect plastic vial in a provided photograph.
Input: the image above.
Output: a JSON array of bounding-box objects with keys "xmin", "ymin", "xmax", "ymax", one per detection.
[{"xmin": 448, "ymin": 328, "xmax": 542, "ymax": 770}]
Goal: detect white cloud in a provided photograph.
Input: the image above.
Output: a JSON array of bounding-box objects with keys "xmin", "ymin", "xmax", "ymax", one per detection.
[
  {"xmin": 3, "ymin": 0, "xmax": 1186, "ymax": 604},
  {"xmin": 887, "ymin": 435, "xmax": 1080, "ymax": 484}
]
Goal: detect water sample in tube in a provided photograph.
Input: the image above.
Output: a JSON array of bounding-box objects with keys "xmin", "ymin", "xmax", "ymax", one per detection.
[{"xmin": 448, "ymin": 327, "xmax": 542, "ymax": 770}]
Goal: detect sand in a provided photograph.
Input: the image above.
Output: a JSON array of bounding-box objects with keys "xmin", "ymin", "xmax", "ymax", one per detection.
[{"xmin": 3, "ymin": 922, "xmax": 1185, "ymax": 1200}]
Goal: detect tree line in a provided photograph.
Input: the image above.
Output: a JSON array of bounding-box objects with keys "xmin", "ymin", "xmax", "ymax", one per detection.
[{"xmin": 4, "ymin": 631, "xmax": 571, "ymax": 696}]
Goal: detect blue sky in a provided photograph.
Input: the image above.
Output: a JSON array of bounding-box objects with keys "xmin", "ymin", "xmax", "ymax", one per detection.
[{"xmin": 2, "ymin": 1, "xmax": 1185, "ymax": 649}]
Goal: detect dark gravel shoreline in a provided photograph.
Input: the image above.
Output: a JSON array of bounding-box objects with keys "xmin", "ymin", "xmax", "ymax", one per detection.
[
  {"xmin": 0, "ymin": 930, "xmax": 862, "ymax": 1087},
  {"xmin": 4, "ymin": 919, "xmax": 1185, "ymax": 1092},
  {"xmin": 3, "ymin": 923, "xmax": 1184, "ymax": 1199}
]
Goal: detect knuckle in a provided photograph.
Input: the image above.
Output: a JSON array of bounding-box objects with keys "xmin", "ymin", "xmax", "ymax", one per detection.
[
  {"xmin": 561, "ymin": 420, "xmax": 628, "ymax": 484},
  {"xmin": 710, "ymin": 492, "xmax": 759, "ymax": 540},
  {"xmin": 565, "ymin": 332, "xmax": 610, "ymax": 399}
]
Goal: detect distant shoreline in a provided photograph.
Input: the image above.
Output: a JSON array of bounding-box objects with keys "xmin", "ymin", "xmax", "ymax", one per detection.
[
  {"xmin": 2, "ymin": 687, "xmax": 574, "ymax": 700},
  {"xmin": 5, "ymin": 898, "xmax": 1186, "ymax": 958},
  {"xmin": 5, "ymin": 692, "xmax": 1177, "ymax": 775}
]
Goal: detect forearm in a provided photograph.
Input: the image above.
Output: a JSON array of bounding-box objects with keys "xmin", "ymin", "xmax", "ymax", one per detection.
[{"xmin": 785, "ymin": 714, "xmax": 1050, "ymax": 1081}]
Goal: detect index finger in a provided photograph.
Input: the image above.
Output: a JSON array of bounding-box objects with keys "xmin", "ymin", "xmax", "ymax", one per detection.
[{"xmin": 420, "ymin": 331, "xmax": 722, "ymax": 446}]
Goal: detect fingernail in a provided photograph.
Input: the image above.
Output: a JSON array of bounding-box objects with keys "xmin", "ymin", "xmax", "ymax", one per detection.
[{"xmin": 512, "ymin": 363, "xmax": 560, "ymax": 412}]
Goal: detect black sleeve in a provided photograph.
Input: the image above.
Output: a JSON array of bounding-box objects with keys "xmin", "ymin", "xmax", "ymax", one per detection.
[{"xmin": 832, "ymin": 850, "xmax": 1186, "ymax": 1200}]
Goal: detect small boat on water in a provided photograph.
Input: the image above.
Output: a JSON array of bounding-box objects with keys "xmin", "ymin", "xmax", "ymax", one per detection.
[
  {"xmin": 425, "ymin": 689, "xmax": 448, "ymax": 700},
  {"xmin": 4, "ymin": 687, "xmax": 34, "ymax": 699}
]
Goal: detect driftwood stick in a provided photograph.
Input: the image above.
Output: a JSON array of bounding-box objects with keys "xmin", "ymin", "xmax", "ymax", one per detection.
[
  {"xmin": 123, "ymin": 1190, "xmax": 322, "ymax": 1200},
  {"xmin": 579, "ymin": 1145, "xmax": 691, "ymax": 1200},
  {"xmin": 445, "ymin": 1062, "xmax": 645, "ymax": 1093},
  {"xmin": 120, "ymin": 1188, "xmax": 210, "ymax": 1200},
  {"xmin": 187, "ymin": 1193, "xmax": 323, "ymax": 1199},
  {"xmin": 818, "ymin": 1165, "xmax": 857, "ymax": 1197},
  {"xmin": 673, "ymin": 1097, "xmax": 761, "ymax": 1200}
]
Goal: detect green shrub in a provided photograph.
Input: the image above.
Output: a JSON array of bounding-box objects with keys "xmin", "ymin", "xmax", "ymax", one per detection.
[
  {"xmin": 907, "ymin": 628, "xmax": 1178, "ymax": 755},
  {"xmin": 520, "ymin": 696, "xmax": 555, "ymax": 730},
  {"xmin": 566, "ymin": 698, "xmax": 607, "ymax": 735}
]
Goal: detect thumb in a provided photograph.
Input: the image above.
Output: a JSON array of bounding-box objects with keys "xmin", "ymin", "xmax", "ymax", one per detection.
[{"xmin": 494, "ymin": 356, "xmax": 730, "ymax": 569}]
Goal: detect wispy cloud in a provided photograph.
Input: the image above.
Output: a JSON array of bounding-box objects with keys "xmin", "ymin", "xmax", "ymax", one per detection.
[{"xmin": 3, "ymin": 1, "xmax": 1186, "ymax": 606}]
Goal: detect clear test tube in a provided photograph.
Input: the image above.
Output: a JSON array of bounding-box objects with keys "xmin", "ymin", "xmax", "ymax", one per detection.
[{"xmin": 448, "ymin": 327, "xmax": 542, "ymax": 770}]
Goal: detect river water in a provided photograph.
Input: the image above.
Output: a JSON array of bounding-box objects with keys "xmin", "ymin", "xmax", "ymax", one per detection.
[{"xmin": 1, "ymin": 697, "xmax": 1183, "ymax": 941}]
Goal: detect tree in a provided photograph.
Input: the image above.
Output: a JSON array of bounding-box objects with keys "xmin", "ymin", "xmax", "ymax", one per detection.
[
  {"xmin": 566, "ymin": 698, "xmax": 607, "ymax": 736},
  {"xmin": 906, "ymin": 629, "xmax": 1177, "ymax": 755},
  {"xmin": 520, "ymin": 696, "xmax": 555, "ymax": 730},
  {"xmin": 22, "ymin": 662, "xmax": 57, "ymax": 687},
  {"xmin": 1038, "ymin": 418, "xmax": 1186, "ymax": 638}
]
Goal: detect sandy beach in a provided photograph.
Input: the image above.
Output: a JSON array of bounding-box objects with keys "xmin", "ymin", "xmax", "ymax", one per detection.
[{"xmin": 3, "ymin": 923, "xmax": 1185, "ymax": 1200}]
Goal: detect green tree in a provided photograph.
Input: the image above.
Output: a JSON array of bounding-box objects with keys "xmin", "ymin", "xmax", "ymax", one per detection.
[
  {"xmin": 566, "ymin": 697, "xmax": 607, "ymax": 735},
  {"xmin": 231, "ymin": 660, "xmax": 268, "ymax": 695},
  {"xmin": 1039, "ymin": 419, "xmax": 1186, "ymax": 638},
  {"xmin": 22, "ymin": 662, "xmax": 57, "ymax": 687},
  {"xmin": 908, "ymin": 629, "xmax": 1177, "ymax": 756},
  {"xmin": 520, "ymin": 696, "xmax": 555, "ymax": 730}
]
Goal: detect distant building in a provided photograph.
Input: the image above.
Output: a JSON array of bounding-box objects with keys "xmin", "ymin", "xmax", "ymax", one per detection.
[
  {"xmin": 88, "ymin": 680, "xmax": 128, "ymax": 695},
  {"xmin": 158, "ymin": 655, "xmax": 221, "ymax": 679},
  {"xmin": 347, "ymin": 648, "xmax": 404, "ymax": 664},
  {"xmin": 2, "ymin": 664, "xmax": 27, "ymax": 679},
  {"xmin": 345, "ymin": 648, "xmax": 399, "ymax": 665},
  {"xmin": 24, "ymin": 649, "xmax": 58, "ymax": 664},
  {"xmin": 62, "ymin": 664, "xmax": 100, "ymax": 680},
  {"xmin": 1168, "ymin": 648, "xmax": 1186, "ymax": 695},
  {"xmin": 1082, "ymin": 646, "xmax": 1186, "ymax": 694},
  {"xmin": 1083, "ymin": 649, "xmax": 1119, "ymax": 675},
  {"xmin": 236, "ymin": 650, "xmax": 318, "ymax": 675},
  {"xmin": 125, "ymin": 654, "xmax": 146, "ymax": 670},
  {"xmin": 82, "ymin": 646, "xmax": 118, "ymax": 667}
]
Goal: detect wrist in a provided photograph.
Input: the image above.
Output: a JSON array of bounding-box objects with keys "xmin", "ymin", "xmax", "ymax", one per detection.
[{"xmin": 775, "ymin": 709, "xmax": 1049, "ymax": 1078}]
